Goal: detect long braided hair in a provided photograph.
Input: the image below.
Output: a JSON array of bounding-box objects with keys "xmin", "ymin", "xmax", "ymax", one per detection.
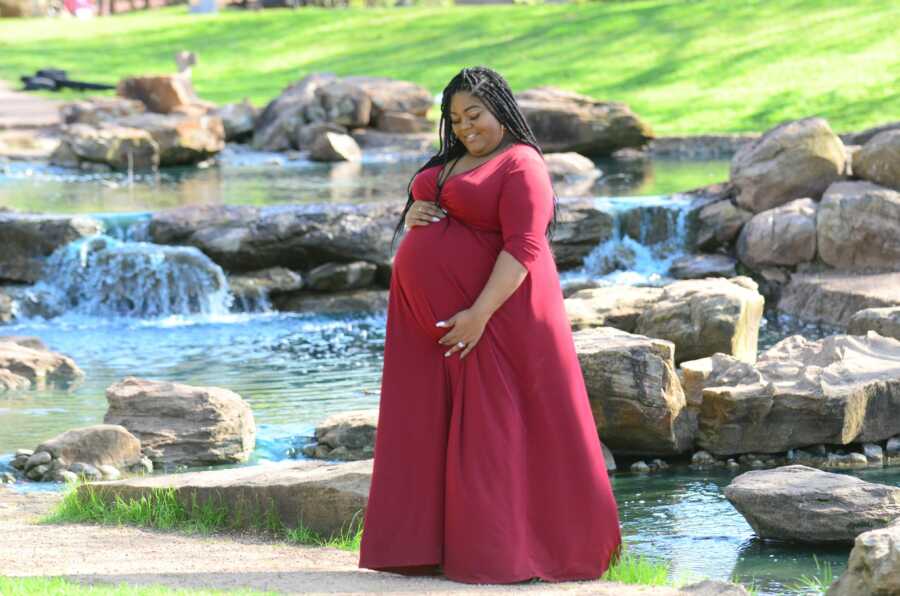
[{"xmin": 390, "ymin": 66, "xmax": 559, "ymax": 251}]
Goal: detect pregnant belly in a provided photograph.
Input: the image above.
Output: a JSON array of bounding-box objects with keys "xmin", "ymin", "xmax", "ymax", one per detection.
[{"xmin": 393, "ymin": 217, "xmax": 501, "ymax": 322}]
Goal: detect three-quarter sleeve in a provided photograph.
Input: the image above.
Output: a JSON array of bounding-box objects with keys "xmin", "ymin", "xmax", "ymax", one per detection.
[{"xmin": 497, "ymin": 151, "xmax": 553, "ymax": 271}]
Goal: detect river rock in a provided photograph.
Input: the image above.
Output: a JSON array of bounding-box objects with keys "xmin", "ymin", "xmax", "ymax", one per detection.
[
  {"xmin": 350, "ymin": 129, "xmax": 436, "ymax": 153},
  {"xmin": 828, "ymin": 518, "xmax": 900, "ymax": 596},
  {"xmin": 342, "ymin": 76, "xmax": 432, "ymax": 120},
  {"xmin": 304, "ymin": 409, "xmax": 377, "ymax": 461},
  {"xmin": 214, "ymin": 100, "xmax": 257, "ymax": 142},
  {"xmin": 0, "ymin": 369, "xmax": 30, "ymax": 392},
  {"xmin": 309, "ymin": 132, "xmax": 362, "ymax": 163},
  {"xmin": 669, "ymin": 254, "xmax": 737, "ymax": 280},
  {"xmin": 148, "ymin": 203, "xmax": 399, "ymax": 273},
  {"xmin": 0, "ymin": 211, "xmax": 102, "ymax": 283},
  {"xmin": 271, "ymin": 289, "xmax": 389, "ymax": 315},
  {"xmin": 693, "ymin": 199, "xmax": 753, "ymax": 251},
  {"xmin": 778, "ymin": 271, "xmax": 900, "ymax": 326},
  {"xmin": 842, "ymin": 121, "xmax": 900, "ymax": 146},
  {"xmin": 85, "ymin": 459, "xmax": 372, "ymax": 539},
  {"xmin": 104, "ymin": 377, "xmax": 256, "ymax": 467},
  {"xmin": 853, "ymin": 130, "xmax": 900, "ymax": 190},
  {"xmin": 0, "ymin": 340, "xmax": 83, "ymax": 390},
  {"xmin": 0, "ymin": 336, "xmax": 48, "ymax": 350},
  {"xmin": 35, "ymin": 424, "xmax": 142, "ymax": 471},
  {"xmin": 724, "ymin": 465, "xmax": 900, "ymax": 543},
  {"xmin": 515, "ymin": 87, "xmax": 653, "ymax": 156},
  {"xmin": 117, "ymin": 75, "xmax": 200, "ymax": 114},
  {"xmin": 50, "ymin": 123, "xmax": 160, "ymax": 171},
  {"xmin": 551, "ymin": 200, "xmax": 615, "ymax": 269},
  {"xmin": 573, "ymin": 327, "xmax": 693, "ymax": 455},
  {"xmin": 816, "ymin": 181, "xmax": 900, "ymax": 269},
  {"xmin": 117, "ymin": 112, "xmax": 225, "ymax": 166},
  {"xmin": 848, "ymin": 307, "xmax": 900, "ymax": 341},
  {"xmin": 730, "ymin": 117, "xmax": 846, "ymax": 213},
  {"xmin": 61, "ymin": 97, "xmax": 146, "ymax": 126},
  {"xmin": 736, "ymin": 198, "xmax": 817, "ymax": 268},
  {"xmin": 544, "ymin": 152, "xmax": 601, "ymax": 196},
  {"xmin": 296, "ymin": 122, "xmax": 347, "ymax": 150},
  {"xmin": 228, "ymin": 267, "xmax": 303, "ymax": 310},
  {"xmin": 696, "ymin": 333, "xmax": 900, "ymax": 456},
  {"xmin": 253, "ymin": 73, "xmax": 339, "ymax": 151},
  {"xmin": 305, "ymin": 261, "xmax": 377, "ymax": 292}
]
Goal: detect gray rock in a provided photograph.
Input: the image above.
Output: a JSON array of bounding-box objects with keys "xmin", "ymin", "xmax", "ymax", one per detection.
[
  {"xmin": 0, "ymin": 212, "xmax": 102, "ymax": 283},
  {"xmin": 26, "ymin": 464, "xmax": 50, "ymax": 481},
  {"xmin": 697, "ymin": 333, "xmax": 900, "ymax": 456},
  {"xmin": 725, "ymin": 465, "xmax": 900, "ymax": 543},
  {"xmin": 693, "ymin": 199, "xmax": 753, "ymax": 251},
  {"xmin": 552, "ymin": 199, "xmax": 615, "ymax": 270},
  {"xmin": 50, "ymin": 123, "xmax": 160, "ymax": 171},
  {"xmin": 778, "ymin": 271, "xmax": 900, "ymax": 326},
  {"xmin": 272, "ymin": 289, "xmax": 388, "ymax": 315},
  {"xmin": 309, "ymin": 132, "xmax": 361, "ymax": 163},
  {"xmin": 116, "ymin": 112, "xmax": 225, "ymax": 167},
  {"xmin": 848, "ymin": 307, "xmax": 900, "ymax": 342},
  {"xmin": 97, "ymin": 464, "xmax": 121, "ymax": 481},
  {"xmin": 681, "ymin": 580, "xmax": 750, "ymax": 595},
  {"xmin": 630, "ymin": 461, "xmax": 650, "ymax": 473},
  {"xmin": 308, "ymin": 409, "xmax": 377, "ymax": 462},
  {"xmin": 35, "ymin": 425, "xmax": 142, "ymax": 470},
  {"xmin": 816, "ymin": 181, "xmax": 900, "ymax": 269},
  {"xmin": 601, "ymin": 443, "xmax": 616, "ymax": 473},
  {"xmin": 731, "ymin": 117, "xmax": 846, "ymax": 213},
  {"xmin": 543, "ymin": 152, "xmax": 601, "ymax": 196},
  {"xmin": 24, "ymin": 451, "xmax": 52, "ymax": 471},
  {"xmin": 887, "ymin": 437, "xmax": 900, "ymax": 456},
  {"xmin": 865, "ymin": 444, "xmax": 885, "ymax": 466},
  {"xmin": 14, "ymin": 448, "xmax": 34, "ymax": 458},
  {"xmin": 736, "ymin": 198, "xmax": 817, "ymax": 269},
  {"xmin": 305, "ymin": 261, "xmax": 377, "ymax": 292},
  {"xmin": 669, "ymin": 254, "xmax": 737, "ymax": 280},
  {"xmin": 85, "ymin": 459, "xmax": 372, "ymax": 540},
  {"xmin": 104, "ymin": 377, "xmax": 256, "ymax": 468},
  {"xmin": 515, "ymin": 86, "xmax": 653, "ymax": 156},
  {"xmin": 574, "ymin": 327, "xmax": 693, "ymax": 456},
  {"xmin": 853, "ymin": 129, "xmax": 900, "ymax": 191},
  {"xmin": 215, "ymin": 101, "xmax": 257, "ymax": 142},
  {"xmin": 0, "ymin": 337, "xmax": 84, "ymax": 391},
  {"xmin": 828, "ymin": 518, "xmax": 900, "ymax": 596},
  {"xmin": 68, "ymin": 462, "xmax": 102, "ymax": 481}
]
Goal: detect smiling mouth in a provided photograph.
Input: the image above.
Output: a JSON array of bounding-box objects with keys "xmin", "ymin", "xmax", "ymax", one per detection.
[{"xmin": 465, "ymin": 133, "xmax": 479, "ymax": 142}]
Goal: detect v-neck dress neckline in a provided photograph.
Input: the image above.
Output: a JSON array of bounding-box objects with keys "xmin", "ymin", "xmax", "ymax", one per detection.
[{"xmin": 437, "ymin": 143, "xmax": 520, "ymax": 187}]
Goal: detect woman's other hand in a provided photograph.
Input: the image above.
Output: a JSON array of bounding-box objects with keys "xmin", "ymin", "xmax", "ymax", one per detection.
[
  {"xmin": 405, "ymin": 201, "xmax": 447, "ymax": 229},
  {"xmin": 436, "ymin": 308, "xmax": 489, "ymax": 359}
]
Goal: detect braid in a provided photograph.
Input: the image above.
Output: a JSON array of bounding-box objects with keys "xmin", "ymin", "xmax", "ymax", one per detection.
[{"xmin": 391, "ymin": 66, "xmax": 559, "ymax": 251}]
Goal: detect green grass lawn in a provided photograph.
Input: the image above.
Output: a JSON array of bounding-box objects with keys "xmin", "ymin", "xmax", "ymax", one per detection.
[{"xmin": 0, "ymin": 0, "xmax": 897, "ymax": 135}]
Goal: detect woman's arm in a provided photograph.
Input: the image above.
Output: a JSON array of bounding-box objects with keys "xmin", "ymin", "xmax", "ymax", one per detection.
[{"xmin": 437, "ymin": 150, "xmax": 553, "ymax": 359}]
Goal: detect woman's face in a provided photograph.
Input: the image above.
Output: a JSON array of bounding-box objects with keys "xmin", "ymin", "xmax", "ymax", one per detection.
[{"xmin": 449, "ymin": 91, "xmax": 505, "ymax": 157}]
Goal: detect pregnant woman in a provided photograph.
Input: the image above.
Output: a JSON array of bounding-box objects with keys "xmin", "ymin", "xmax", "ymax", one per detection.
[{"xmin": 359, "ymin": 66, "xmax": 621, "ymax": 584}]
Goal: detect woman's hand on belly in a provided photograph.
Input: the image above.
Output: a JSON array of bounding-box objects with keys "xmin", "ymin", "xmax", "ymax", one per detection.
[
  {"xmin": 435, "ymin": 308, "xmax": 489, "ymax": 359},
  {"xmin": 405, "ymin": 201, "xmax": 447, "ymax": 230}
]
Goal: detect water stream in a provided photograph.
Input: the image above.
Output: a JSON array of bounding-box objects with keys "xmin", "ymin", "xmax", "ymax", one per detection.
[{"xmin": 0, "ymin": 150, "xmax": 870, "ymax": 594}]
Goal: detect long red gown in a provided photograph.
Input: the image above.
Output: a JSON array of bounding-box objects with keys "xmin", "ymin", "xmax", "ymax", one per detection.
[{"xmin": 358, "ymin": 142, "xmax": 622, "ymax": 583}]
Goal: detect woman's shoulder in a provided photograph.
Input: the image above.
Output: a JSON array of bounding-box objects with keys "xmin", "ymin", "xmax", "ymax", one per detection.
[{"xmin": 504, "ymin": 143, "xmax": 545, "ymax": 167}]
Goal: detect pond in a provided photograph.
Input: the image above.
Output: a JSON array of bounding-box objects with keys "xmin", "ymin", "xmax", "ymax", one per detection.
[{"xmin": 0, "ymin": 149, "xmax": 862, "ymax": 595}]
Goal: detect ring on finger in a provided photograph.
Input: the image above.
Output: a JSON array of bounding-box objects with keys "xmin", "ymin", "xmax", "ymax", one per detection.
[{"xmin": 457, "ymin": 342, "xmax": 466, "ymax": 348}]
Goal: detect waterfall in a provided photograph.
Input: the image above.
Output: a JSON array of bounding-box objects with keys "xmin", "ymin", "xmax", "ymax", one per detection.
[
  {"xmin": 25, "ymin": 235, "xmax": 235, "ymax": 319},
  {"xmin": 566, "ymin": 195, "xmax": 692, "ymax": 286}
]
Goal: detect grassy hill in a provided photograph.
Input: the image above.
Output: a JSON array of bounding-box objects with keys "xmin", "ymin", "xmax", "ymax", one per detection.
[{"xmin": 1, "ymin": 0, "xmax": 897, "ymax": 134}]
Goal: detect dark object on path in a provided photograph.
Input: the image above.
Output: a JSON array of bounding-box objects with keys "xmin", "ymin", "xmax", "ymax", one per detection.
[{"xmin": 20, "ymin": 69, "xmax": 114, "ymax": 92}]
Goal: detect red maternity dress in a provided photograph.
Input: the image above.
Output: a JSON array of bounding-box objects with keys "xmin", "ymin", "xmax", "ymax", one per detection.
[{"xmin": 359, "ymin": 142, "xmax": 622, "ymax": 583}]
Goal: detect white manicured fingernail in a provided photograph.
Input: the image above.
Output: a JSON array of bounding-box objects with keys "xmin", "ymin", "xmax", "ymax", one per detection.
[
  {"xmin": 431, "ymin": 217, "xmax": 440, "ymax": 222},
  {"xmin": 436, "ymin": 321, "xmax": 445, "ymax": 326}
]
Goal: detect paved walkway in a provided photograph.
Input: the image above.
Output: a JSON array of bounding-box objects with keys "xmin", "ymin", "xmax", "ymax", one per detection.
[
  {"xmin": 0, "ymin": 79, "xmax": 62, "ymax": 130},
  {"xmin": 0, "ymin": 487, "xmax": 687, "ymax": 596}
]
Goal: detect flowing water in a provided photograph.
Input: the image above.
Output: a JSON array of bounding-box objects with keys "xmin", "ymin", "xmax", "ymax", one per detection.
[{"xmin": 0, "ymin": 149, "xmax": 871, "ymax": 594}]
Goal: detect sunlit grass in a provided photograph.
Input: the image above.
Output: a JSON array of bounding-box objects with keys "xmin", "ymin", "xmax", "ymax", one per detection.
[
  {"xmin": 789, "ymin": 555, "xmax": 836, "ymax": 595},
  {"xmin": 0, "ymin": 577, "xmax": 274, "ymax": 595},
  {"xmin": 1, "ymin": 0, "xmax": 897, "ymax": 134}
]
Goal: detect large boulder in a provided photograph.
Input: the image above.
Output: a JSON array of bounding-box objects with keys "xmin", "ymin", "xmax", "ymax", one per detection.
[
  {"xmin": 49, "ymin": 123, "xmax": 160, "ymax": 171},
  {"xmin": 0, "ymin": 340, "xmax": 84, "ymax": 391},
  {"xmin": 253, "ymin": 73, "xmax": 431, "ymax": 151},
  {"xmin": 308, "ymin": 131, "xmax": 362, "ymax": 163},
  {"xmin": 117, "ymin": 113, "xmax": 225, "ymax": 166},
  {"xmin": 34, "ymin": 424, "xmax": 143, "ymax": 471},
  {"xmin": 693, "ymin": 199, "xmax": 753, "ymax": 251},
  {"xmin": 828, "ymin": 518, "xmax": 900, "ymax": 596},
  {"xmin": 567, "ymin": 278, "xmax": 764, "ymax": 363},
  {"xmin": 271, "ymin": 288, "xmax": 389, "ymax": 315},
  {"xmin": 816, "ymin": 181, "xmax": 900, "ymax": 269},
  {"xmin": 117, "ymin": 75, "xmax": 200, "ymax": 114},
  {"xmin": 214, "ymin": 100, "xmax": 258, "ymax": 142},
  {"xmin": 303, "ymin": 409, "xmax": 377, "ymax": 461},
  {"xmin": 853, "ymin": 130, "xmax": 900, "ymax": 190},
  {"xmin": 85, "ymin": 459, "xmax": 372, "ymax": 539},
  {"xmin": 849, "ymin": 307, "xmax": 900, "ymax": 341},
  {"xmin": 148, "ymin": 203, "xmax": 400, "ymax": 273},
  {"xmin": 730, "ymin": 117, "xmax": 846, "ymax": 213},
  {"xmin": 305, "ymin": 261, "xmax": 377, "ymax": 292},
  {"xmin": 104, "ymin": 377, "xmax": 256, "ymax": 467},
  {"xmin": 515, "ymin": 87, "xmax": 653, "ymax": 156},
  {"xmin": 669, "ymin": 254, "xmax": 737, "ymax": 280},
  {"xmin": 551, "ymin": 200, "xmax": 615, "ymax": 270},
  {"xmin": 0, "ymin": 211, "xmax": 102, "ymax": 283},
  {"xmin": 573, "ymin": 327, "xmax": 693, "ymax": 455},
  {"xmin": 543, "ymin": 152, "xmax": 601, "ymax": 196},
  {"xmin": 724, "ymin": 466, "xmax": 900, "ymax": 543},
  {"xmin": 696, "ymin": 333, "xmax": 900, "ymax": 456},
  {"xmin": 736, "ymin": 198, "xmax": 817, "ymax": 269},
  {"xmin": 228, "ymin": 267, "xmax": 303, "ymax": 309},
  {"xmin": 778, "ymin": 271, "xmax": 900, "ymax": 326}
]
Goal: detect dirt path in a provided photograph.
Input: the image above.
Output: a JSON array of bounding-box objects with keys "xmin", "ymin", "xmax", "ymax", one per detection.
[{"xmin": 0, "ymin": 487, "xmax": 686, "ymax": 595}]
